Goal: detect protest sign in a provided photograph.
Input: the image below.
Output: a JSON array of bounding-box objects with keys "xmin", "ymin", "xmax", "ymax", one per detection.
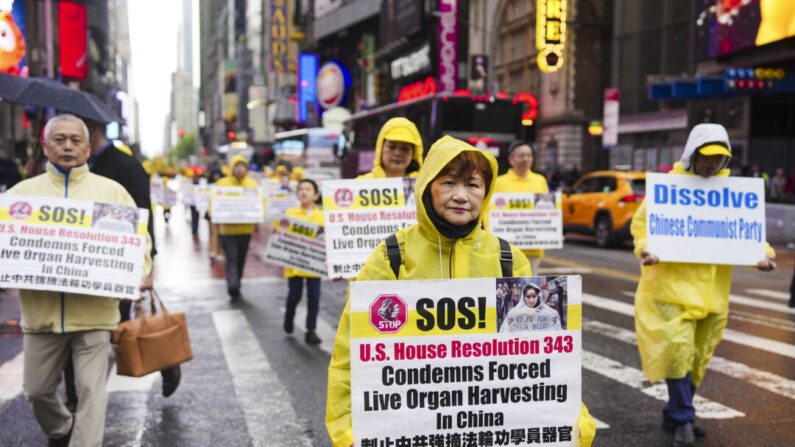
[
  {"xmin": 260, "ymin": 179, "xmax": 299, "ymax": 221},
  {"xmin": 350, "ymin": 275, "xmax": 582, "ymax": 446},
  {"xmin": 0, "ymin": 194, "xmax": 148, "ymax": 299},
  {"xmin": 263, "ymin": 215, "xmax": 326, "ymax": 276},
  {"xmin": 209, "ymin": 186, "xmax": 264, "ymax": 224},
  {"xmin": 645, "ymin": 173, "xmax": 766, "ymax": 265},
  {"xmin": 322, "ymin": 178, "xmax": 417, "ymax": 278},
  {"xmin": 489, "ymin": 192, "xmax": 563, "ymax": 250},
  {"xmin": 193, "ymin": 184, "xmax": 211, "ymax": 214},
  {"xmin": 180, "ymin": 177, "xmax": 195, "ymax": 206},
  {"xmin": 150, "ymin": 176, "xmax": 163, "ymax": 205}
]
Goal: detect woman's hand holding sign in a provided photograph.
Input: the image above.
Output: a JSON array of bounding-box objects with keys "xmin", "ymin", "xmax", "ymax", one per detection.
[
  {"xmin": 756, "ymin": 254, "xmax": 776, "ymax": 272},
  {"xmin": 640, "ymin": 249, "xmax": 660, "ymax": 266}
]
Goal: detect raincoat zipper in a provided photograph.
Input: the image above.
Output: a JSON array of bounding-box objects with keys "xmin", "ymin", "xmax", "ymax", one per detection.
[{"xmin": 448, "ymin": 239, "xmax": 455, "ymax": 279}]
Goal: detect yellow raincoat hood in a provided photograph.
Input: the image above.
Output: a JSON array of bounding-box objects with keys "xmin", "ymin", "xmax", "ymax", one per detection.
[
  {"xmin": 414, "ymin": 135, "xmax": 497, "ymax": 241},
  {"xmin": 228, "ymin": 155, "xmax": 249, "ymax": 176},
  {"xmin": 358, "ymin": 117, "xmax": 423, "ymax": 178}
]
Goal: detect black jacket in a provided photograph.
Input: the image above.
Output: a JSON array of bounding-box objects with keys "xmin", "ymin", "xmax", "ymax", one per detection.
[{"xmin": 90, "ymin": 143, "xmax": 157, "ymax": 257}]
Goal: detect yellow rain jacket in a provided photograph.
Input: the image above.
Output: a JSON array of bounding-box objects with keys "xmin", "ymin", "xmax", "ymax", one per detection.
[
  {"xmin": 290, "ymin": 166, "xmax": 305, "ymax": 181},
  {"xmin": 326, "ymin": 136, "xmax": 595, "ymax": 447},
  {"xmin": 212, "ymin": 155, "xmax": 263, "ymax": 235},
  {"xmin": 283, "ymin": 204, "xmax": 324, "ymax": 278},
  {"xmin": 357, "ymin": 117, "xmax": 423, "ymax": 179},
  {"xmin": 631, "ymin": 162, "xmax": 775, "ymax": 386},
  {"xmin": 492, "ymin": 168, "xmax": 551, "ymax": 257},
  {"xmin": 270, "ymin": 164, "xmax": 288, "ymax": 180},
  {"xmin": 8, "ymin": 163, "xmax": 153, "ymax": 333}
]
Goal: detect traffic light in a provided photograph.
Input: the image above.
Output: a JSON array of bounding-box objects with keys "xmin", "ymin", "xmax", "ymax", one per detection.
[
  {"xmin": 178, "ymin": 128, "xmax": 185, "ymax": 138},
  {"xmin": 227, "ymin": 131, "xmax": 236, "ymax": 141}
]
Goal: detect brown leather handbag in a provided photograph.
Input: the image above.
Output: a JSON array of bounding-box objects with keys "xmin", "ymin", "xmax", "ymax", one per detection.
[{"xmin": 112, "ymin": 290, "xmax": 193, "ymax": 377}]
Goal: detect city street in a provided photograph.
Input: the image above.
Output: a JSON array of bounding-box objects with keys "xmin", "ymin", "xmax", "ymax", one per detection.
[{"xmin": 0, "ymin": 204, "xmax": 792, "ymax": 446}]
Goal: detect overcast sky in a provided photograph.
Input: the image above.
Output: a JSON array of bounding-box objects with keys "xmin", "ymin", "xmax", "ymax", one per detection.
[{"xmin": 129, "ymin": 0, "xmax": 198, "ymax": 157}]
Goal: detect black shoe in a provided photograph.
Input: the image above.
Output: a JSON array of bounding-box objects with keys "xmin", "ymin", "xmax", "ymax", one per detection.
[
  {"xmin": 663, "ymin": 420, "xmax": 706, "ymax": 437},
  {"xmin": 305, "ymin": 330, "xmax": 321, "ymax": 345},
  {"xmin": 161, "ymin": 365, "xmax": 182, "ymax": 397},
  {"xmin": 229, "ymin": 289, "xmax": 241, "ymax": 301},
  {"xmin": 284, "ymin": 317, "xmax": 294, "ymax": 334},
  {"xmin": 48, "ymin": 419, "xmax": 73, "ymax": 447},
  {"xmin": 673, "ymin": 421, "xmax": 697, "ymax": 447}
]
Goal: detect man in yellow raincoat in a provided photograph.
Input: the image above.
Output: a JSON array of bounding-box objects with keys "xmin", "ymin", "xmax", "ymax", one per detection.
[
  {"xmin": 357, "ymin": 117, "xmax": 423, "ymax": 179},
  {"xmin": 326, "ymin": 136, "xmax": 596, "ymax": 447},
  {"xmin": 631, "ymin": 123, "xmax": 776, "ymax": 447},
  {"xmin": 493, "ymin": 140, "xmax": 550, "ymax": 273},
  {"xmin": 212, "ymin": 155, "xmax": 263, "ymax": 300}
]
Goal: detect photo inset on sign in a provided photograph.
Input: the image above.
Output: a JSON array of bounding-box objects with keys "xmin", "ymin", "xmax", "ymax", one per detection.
[
  {"xmin": 496, "ymin": 276, "xmax": 567, "ymax": 332},
  {"xmin": 92, "ymin": 203, "xmax": 139, "ymax": 234}
]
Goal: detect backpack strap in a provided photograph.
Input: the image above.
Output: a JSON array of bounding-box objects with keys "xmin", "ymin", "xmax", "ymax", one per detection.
[
  {"xmin": 385, "ymin": 234, "xmax": 402, "ymax": 279},
  {"xmin": 497, "ymin": 237, "xmax": 513, "ymax": 278}
]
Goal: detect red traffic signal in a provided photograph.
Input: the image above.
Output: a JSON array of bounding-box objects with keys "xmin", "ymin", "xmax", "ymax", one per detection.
[
  {"xmin": 178, "ymin": 128, "xmax": 185, "ymax": 138},
  {"xmin": 227, "ymin": 131, "xmax": 236, "ymax": 140}
]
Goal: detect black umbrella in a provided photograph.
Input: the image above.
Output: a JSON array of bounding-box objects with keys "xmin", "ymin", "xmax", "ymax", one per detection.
[{"xmin": 0, "ymin": 73, "xmax": 123, "ymax": 124}]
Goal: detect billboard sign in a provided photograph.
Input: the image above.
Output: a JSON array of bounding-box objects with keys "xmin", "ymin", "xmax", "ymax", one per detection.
[
  {"xmin": 694, "ymin": 0, "xmax": 795, "ymax": 61},
  {"xmin": 438, "ymin": 0, "xmax": 458, "ymax": 92},
  {"xmin": 297, "ymin": 53, "xmax": 318, "ymax": 123}
]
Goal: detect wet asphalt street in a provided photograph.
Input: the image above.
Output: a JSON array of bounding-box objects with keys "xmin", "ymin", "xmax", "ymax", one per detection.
[{"xmin": 1, "ymin": 205, "xmax": 793, "ymax": 446}]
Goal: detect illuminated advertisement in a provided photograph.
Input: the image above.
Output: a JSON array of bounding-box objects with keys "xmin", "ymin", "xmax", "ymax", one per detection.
[
  {"xmin": 438, "ymin": 0, "xmax": 457, "ymax": 92},
  {"xmin": 270, "ymin": 0, "xmax": 288, "ymax": 73},
  {"xmin": 0, "ymin": 1, "xmax": 27, "ymax": 75},
  {"xmin": 316, "ymin": 61, "xmax": 350, "ymax": 110},
  {"xmin": 59, "ymin": 1, "xmax": 87, "ymax": 79},
  {"xmin": 695, "ymin": 0, "xmax": 795, "ymax": 61},
  {"xmin": 536, "ymin": 0, "xmax": 567, "ymax": 73},
  {"xmin": 297, "ymin": 53, "xmax": 318, "ymax": 123}
]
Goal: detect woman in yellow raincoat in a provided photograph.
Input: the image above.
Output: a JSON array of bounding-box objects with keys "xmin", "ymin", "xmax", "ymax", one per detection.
[
  {"xmin": 211, "ymin": 155, "xmax": 264, "ymax": 300},
  {"xmin": 631, "ymin": 123, "xmax": 776, "ymax": 447},
  {"xmin": 326, "ymin": 135, "xmax": 595, "ymax": 447},
  {"xmin": 357, "ymin": 117, "xmax": 423, "ymax": 179},
  {"xmin": 492, "ymin": 140, "xmax": 550, "ymax": 273}
]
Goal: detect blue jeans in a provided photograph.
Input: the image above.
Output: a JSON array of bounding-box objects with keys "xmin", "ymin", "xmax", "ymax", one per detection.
[
  {"xmin": 285, "ymin": 277, "xmax": 321, "ymax": 330},
  {"xmin": 663, "ymin": 372, "xmax": 696, "ymax": 424}
]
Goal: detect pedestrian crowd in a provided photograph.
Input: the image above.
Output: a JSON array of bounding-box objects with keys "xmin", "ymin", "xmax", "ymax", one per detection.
[{"xmin": 0, "ymin": 113, "xmax": 786, "ymax": 447}]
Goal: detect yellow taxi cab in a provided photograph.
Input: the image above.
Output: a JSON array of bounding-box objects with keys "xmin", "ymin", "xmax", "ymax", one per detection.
[{"xmin": 561, "ymin": 170, "xmax": 646, "ymax": 247}]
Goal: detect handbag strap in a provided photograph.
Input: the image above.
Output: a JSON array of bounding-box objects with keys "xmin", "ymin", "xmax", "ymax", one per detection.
[{"xmin": 133, "ymin": 289, "xmax": 169, "ymax": 319}]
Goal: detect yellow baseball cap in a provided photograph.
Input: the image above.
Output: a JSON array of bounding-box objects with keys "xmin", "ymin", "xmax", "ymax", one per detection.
[
  {"xmin": 698, "ymin": 144, "xmax": 732, "ymax": 157},
  {"xmin": 383, "ymin": 127, "xmax": 417, "ymax": 145}
]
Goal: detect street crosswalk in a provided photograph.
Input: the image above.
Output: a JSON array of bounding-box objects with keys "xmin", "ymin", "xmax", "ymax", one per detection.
[{"xmin": 0, "ymin": 286, "xmax": 792, "ymax": 445}]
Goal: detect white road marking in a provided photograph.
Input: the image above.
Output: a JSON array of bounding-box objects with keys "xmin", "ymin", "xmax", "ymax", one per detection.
[
  {"xmin": 159, "ymin": 276, "xmax": 283, "ymax": 289},
  {"xmin": 105, "ymin": 364, "xmax": 159, "ymax": 447},
  {"xmin": 584, "ymin": 293, "xmax": 795, "ymax": 360},
  {"xmin": 745, "ymin": 288, "xmax": 790, "ymax": 301},
  {"xmin": 592, "ymin": 416, "xmax": 610, "ymax": 430},
  {"xmin": 0, "ymin": 351, "xmax": 24, "ymax": 404},
  {"xmin": 213, "ymin": 309, "xmax": 312, "ymax": 447},
  {"xmin": 583, "ymin": 320, "xmax": 795, "ymax": 401},
  {"xmin": 582, "ymin": 351, "xmax": 745, "ymax": 419},
  {"xmin": 620, "ymin": 291, "xmax": 795, "ymax": 332},
  {"xmin": 729, "ymin": 294, "xmax": 795, "ymax": 315}
]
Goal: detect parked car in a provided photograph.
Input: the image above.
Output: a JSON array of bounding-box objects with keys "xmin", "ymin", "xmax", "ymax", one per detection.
[{"xmin": 561, "ymin": 171, "xmax": 646, "ymax": 247}]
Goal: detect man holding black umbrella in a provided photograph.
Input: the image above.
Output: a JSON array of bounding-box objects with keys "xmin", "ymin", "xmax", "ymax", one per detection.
[{"xmin": 83, "ymin": 120, "xmax": 181, "ymax": 398}]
